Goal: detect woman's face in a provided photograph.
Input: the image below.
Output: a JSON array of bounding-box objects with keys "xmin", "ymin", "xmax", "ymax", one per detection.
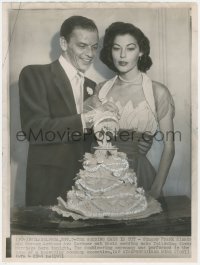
[{"xmin": 111, "ymin": 34, "xmax": 142, "ymax": 74}]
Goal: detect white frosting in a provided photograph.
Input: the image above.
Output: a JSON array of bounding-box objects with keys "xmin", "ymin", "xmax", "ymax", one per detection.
[{"xmin": 60, "ymin": 149, "xmax": 148, "ymax": 219}]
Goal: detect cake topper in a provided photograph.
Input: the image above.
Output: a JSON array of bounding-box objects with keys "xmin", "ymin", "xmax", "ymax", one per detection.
[{"xmin": 93, "ymin": 110, "xmax": 119, "ymax": 150}]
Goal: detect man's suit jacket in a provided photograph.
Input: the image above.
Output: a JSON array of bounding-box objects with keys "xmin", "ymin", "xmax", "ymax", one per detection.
[{"xmin": 19, "ymin": 60, "xmax": 96, "ymax": 205}]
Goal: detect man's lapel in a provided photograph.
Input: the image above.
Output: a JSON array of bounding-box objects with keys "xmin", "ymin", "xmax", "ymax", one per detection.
[
  {"xmin": 51, "ymin": 60, "xmax": 77, "ymax": 114},
  {"xmin": 84, "ymin": 77, "xmax": 95, "ymax": 100}
]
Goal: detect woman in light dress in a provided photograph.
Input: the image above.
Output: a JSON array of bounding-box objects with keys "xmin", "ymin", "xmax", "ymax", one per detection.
[{"xmin": 85, "ymin": 22, "xmax": 175, "ymax": 199}]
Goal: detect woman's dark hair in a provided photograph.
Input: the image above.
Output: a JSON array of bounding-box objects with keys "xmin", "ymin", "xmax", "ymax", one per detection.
[
  {"xmin": 60, "ymin": 16, "xmax": 98, "ymax": 42},
  {"xmin": 100, "ymin": 22, "xmax": 152, "ymax": 73}
]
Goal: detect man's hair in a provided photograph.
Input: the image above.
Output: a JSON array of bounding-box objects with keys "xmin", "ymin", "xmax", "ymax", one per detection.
[
  {"xmin": 60, "ymin": 16, "xmax": 98, "ymax": 42},
  {"xmin": 100, "ymin": 22, "xmax": 152, "ymax": 73}
]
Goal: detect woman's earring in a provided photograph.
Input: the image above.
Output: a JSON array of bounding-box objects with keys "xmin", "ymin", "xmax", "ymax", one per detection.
[{"xmin": 138, "ymin": 56, "xmax": 142, "ymax": 62}]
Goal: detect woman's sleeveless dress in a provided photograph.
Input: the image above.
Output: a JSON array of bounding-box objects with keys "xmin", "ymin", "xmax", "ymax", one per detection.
[{"xmin": 96, "ymin": 73, "xmax": 175, "ymax": 192}]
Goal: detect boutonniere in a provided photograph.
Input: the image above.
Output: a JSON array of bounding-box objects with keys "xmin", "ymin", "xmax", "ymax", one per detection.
[{"xmin": 86, "ymin": 87, "xmax": 94, "ymax": 95}]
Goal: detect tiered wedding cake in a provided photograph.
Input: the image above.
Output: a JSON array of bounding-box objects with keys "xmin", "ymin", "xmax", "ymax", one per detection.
[{"xmin": 52, "ymin": 111, "xmax": 162, "ymax": 220}]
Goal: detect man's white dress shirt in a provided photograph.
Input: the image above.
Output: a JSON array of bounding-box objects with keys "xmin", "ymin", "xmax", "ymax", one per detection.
[{"xmin": 59, "ymin": 55, "xmax": 86, "ymax": 129}]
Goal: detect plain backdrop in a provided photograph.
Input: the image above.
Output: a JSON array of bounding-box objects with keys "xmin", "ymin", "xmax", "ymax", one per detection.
[{"xmin": 8, "ymin": 7, "xmax": 191, "ymax": 206}]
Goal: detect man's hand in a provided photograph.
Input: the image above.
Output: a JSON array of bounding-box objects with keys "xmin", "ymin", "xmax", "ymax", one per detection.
[
  {"xmin": 82, "ymin": 101, "xmax": 120, "ymax": 128},
  {"xmin": 82, "ymin": 111, "xmax": 96, "ymax": 128},
  {"xmin": 97, "ymin": 101, "xmax": 119, "ymax": 114}
]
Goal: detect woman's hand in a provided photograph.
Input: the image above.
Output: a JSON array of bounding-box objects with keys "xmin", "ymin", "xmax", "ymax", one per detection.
[
  {"xmin": 138, "ymin": 137, "xmax": 153, "ymax": 155},
  {"xmin": 149, "ymin": 104, "xmax": 175, "ymax": 199},
  {"xmin": 148, "ymin": 184, "xmax": 162, "ymax": 199}
]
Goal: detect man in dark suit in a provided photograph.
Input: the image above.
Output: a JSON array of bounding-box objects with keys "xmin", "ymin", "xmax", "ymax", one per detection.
[{"xmin": 19, "ymin": 16, "xmax": 102, "ymax": 206}]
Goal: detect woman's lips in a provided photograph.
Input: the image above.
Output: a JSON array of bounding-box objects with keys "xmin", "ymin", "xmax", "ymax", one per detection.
[{"xmin": 118, "ymin": 61, "xmax": 128, "ymax": 66}]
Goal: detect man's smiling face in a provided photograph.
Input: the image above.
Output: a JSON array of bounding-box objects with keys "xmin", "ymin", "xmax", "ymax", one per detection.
[{"xmin": 61, "ymin": 27, "xmax": 99, "ymax": 73}]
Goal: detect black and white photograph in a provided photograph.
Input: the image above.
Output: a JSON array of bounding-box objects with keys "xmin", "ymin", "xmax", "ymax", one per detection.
[{"xmin": 2, "ymin": 2, "xmax": 198, "ymax": 261}]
